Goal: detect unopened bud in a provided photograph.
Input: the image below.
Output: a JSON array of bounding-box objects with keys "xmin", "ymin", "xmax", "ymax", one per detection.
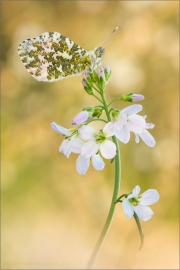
[
  {"xmin": 92, "ymin": 107, "xmax": 104, "ymax": 118},
  {"xmin": 121, "ymin": 93, "xmax": 144, "ymax": 102}
]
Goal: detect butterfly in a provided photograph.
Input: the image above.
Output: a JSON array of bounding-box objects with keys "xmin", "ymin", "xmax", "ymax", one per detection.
[{"xmin": 18, "ymin": 28, "xmax": 118, "ymax": 82}]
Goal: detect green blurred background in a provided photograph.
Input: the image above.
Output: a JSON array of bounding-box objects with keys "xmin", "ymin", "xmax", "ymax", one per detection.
[{"xmin": 1, "ymin": 1, "xmax": 179, "ymax": 269}]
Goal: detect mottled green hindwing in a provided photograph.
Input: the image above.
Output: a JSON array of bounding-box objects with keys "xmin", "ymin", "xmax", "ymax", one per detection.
[{"xmin": 18, "ymin": 32, "xmax": 95, "ymax": 82}]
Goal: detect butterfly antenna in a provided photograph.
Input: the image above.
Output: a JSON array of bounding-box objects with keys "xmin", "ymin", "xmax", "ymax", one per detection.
[{"xmin": 99, "ymin": 27, "xmax": 118, "ymax": 47}]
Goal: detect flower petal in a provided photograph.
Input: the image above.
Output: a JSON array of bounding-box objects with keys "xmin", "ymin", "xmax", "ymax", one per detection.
[
  {"xmin": 122, "ymin": 199, "xmax": 134, "ymax": 218},
  {"xmin": 76, "ymin": 155, "xmax": 90, "ymax": 175},
  {"xmin": 121, "ymin": 104, "xmax": 142, "ymax": 115},
  {"xmin": 59, "ymin": 138, "xmax": 74, "ymax": 158},
  {"xmin": 127, "ymin": 115, "xmax": 146, "ymax": 133},
  {"xmin": 71, "ymin": 138, "xmax": 84, "ymax": 154},
  {"xmin": 145, "ymin": 123, "xmax": 155, "ymax": 129},
  {"xmin": 127, "ymin": 185, "xmax": 141, "ymax": 199},
  {"xmin": 116, "ymin": 114, "xmax": 127, "ymax": 130},
  {"xmin": 140, "ymin": 129, "xmax": 156, "ymax": 147},
  {"xmin": 78, "ymin": 125, "xmax": 96, "ymax": 140},
  {"xmin": 50, "ymin": 122, "xmax": 71, "ymax": 136},
  {"xmin": 134, "ymin": 133, "xmax": 140, "ymax": 143},
  {"xmin": 92, "ymin": 154, "xmax": 105, "ymax": 170},
  {"xmin": 115, "ymin": 125, "xmax": 130, "ymax": 143},
  {"xmin": 103, "ymin": 122, "xmax": 115, "ymax": 137},
  {"xmin": 140, "ymin": 189, "xmax": 159, "ymax": 205},
  {"xmin": 81, "ymin": 141, "xmax": 100, "ymax": 158},
  {"xmin": 100, "ymin": 140, "xmax": 116, "ymax": 159},
  {"xmin": 133, "ymin": 205, "xmax": 154, "ymax": 221},
  {"xmin": 72, "ymin": 111, "xmax": 89, "ymax": 125}
]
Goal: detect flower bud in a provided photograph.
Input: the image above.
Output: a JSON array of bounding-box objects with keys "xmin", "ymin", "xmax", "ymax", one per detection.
[
  {"xmin": 131, "ymin": 94, "xmax": 144, "ymax": 101},
  {"xmin": 104, "ymin": 66, "xmax": 112, "ymax": 81},
  {"xmin": 81, "ymin": 79, "xmax": 94, "ymax": 95},
  {"xmin": 92, "ymin": 107, "xmax": 104, "ymax": 118},
  {"xmin": 111, "ymin": 109, "xmax": 120, "ymax": 119},
  {"xmin": 72, "ymin": 107, "xmax": 94, "ymax": 125},
  {"xmin": 97, "ymin": 68, "xmax": 106, "ymax": 90},
  {"xmin": 121, "ymin": 93, "xmax": 144, "ymax": 102},
  {"xmin": 72, "ymin": 111, "xmax": 89, "ymax": 125}
]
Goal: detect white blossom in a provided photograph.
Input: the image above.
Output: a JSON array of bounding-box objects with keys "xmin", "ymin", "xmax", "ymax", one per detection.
[
  {"xmin": 71, "ymin": 138, "xmax": 105, "ymax": 174},
  {"xmin": 122, "ymin": 185, "xmax": 159, "ymax": 221},
  {"xmin": 50, "ymin": 122, "xmax": 80, "ymax": 158},
  {"xmin": 111, "ymin": 105, "xmax": 146, "ymax": 144},
  {"xmin": 134, "ymin": 122, "xmax": 156, "ymax": 147},
  {"xmin": 78, "ymin": 123, "xmax": 116, "ymax": 159}
]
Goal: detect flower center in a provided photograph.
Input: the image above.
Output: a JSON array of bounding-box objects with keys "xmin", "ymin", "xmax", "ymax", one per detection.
[
  {"xmin": 129, "ymin": 197, "xmax": 140, "ymax": 206},
  {"xmin": 94, "ymin": 130, "xmax": 106, "ymax": 143}
]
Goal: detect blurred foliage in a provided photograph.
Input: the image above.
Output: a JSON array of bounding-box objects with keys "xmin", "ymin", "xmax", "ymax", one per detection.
[{"xmin": 1, "ymin": 1, "xmax": 179, "ymax": 269}]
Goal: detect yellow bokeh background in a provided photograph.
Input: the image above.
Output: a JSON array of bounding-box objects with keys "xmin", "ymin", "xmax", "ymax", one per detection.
[{"xmin": 1, "ymin": 1, "xmax": 179, "ymax": 269}]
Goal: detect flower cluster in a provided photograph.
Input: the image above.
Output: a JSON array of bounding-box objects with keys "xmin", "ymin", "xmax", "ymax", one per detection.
[
  {"xmin": 51, "ymin": 121, "xmax": 116, "ymax": 175},
  {"xmin": 51, "ymin": 103, "xmax": 155, "ymax": 174}
]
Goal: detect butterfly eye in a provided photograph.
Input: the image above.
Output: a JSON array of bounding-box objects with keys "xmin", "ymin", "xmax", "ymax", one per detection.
[{"xmin": 95, "ymin": 47, "xmax": 105, "ymax": 58}]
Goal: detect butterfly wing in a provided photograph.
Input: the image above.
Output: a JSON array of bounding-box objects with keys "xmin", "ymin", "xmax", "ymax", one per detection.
[{"xmin": 18, "ymin": 32, "xmax": 92, "ymax": 82}]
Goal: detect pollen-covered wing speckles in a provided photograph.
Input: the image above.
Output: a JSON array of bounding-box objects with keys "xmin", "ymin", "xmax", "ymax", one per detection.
[{"xmin": 18, "ymin": 32, "xmax": 93, "ymax": 82}]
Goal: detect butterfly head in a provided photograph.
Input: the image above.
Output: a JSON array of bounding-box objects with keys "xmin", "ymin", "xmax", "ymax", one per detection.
[{"xmin": 94, "ymin": 47, "xmax": 105, "ymax": 59}]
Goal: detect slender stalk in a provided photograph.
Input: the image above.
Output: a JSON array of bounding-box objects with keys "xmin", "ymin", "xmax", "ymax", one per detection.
[
  {"xmin": 86, "ymin": 91, "xmax": 121, "ymax": 269},
  {"xmin": 108, "ymin": 97, "xmax": 122, "ymax": 107},
  {"xmin": 93, "ymin": 94, "xmax": 103, "ymax": 104}
]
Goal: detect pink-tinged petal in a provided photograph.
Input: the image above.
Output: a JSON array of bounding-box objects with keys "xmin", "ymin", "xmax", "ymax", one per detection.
[
  {"xmin": 127, "ymin": 185, "xmax": 141, "ymax": 199},
  {"xmin": 92, "ymin": 154, "xmax": 105, "ymax": 170},
  {"xmin": 132, "ymin": 94, "xmax": 144, "ymax": 101},
  {"xmin": 127, "ymin": 115, "xmax": 146, "ymax": 133},
  {"xmin": 133, "ymin": 205, "xmax": 153, "ymax": 221},
  {"xmin": 71, "ymin": 139, "xmax": 84, "ymax": 154},
  {"xmin": 76, "ymin": 155, "xmax": 90, "ymax": 175},
  {"xmin": 103, "ymin": 122, "xmax": 115, "ymax": 137},
  {"xmin": 140, "ymin": 129, "xmax": 156, "ymax": 147},
  {"xmin": 145, "ymin": 123, "xmax": 155, "ymax": 129},
  {"xmin": 114, "ymin": 125, "xmax": 130, "ymax": 144},
  {"xmin": 78, "ymin": 125, "xmax": 96, "ymax": 140},
  {"xmin": 98, "ymin": 67, "xmax": 105, "ymax": 79},
  {"xmin": 116, "ymin": 114, "xmax": 127, "ymax": 130},
  {"xmin": 140, "ymin": 189, "xmax": 159, "ymax": 205},
  {"xmin": 134, "ymin": 133, "xmax": 140, "ymax": 143},
  {"xmin": 122, "ymin": 199, "xmax": 134, "ymax": 218},
  {"xmin": 72, "ymin": 111, "xmax": 89, "ymax": 125},
  {"xmin": 100, "ymin": 140, "xmax": 116, "ymax": 159},
  {"xmin": 50, "ymin": 122, "xmax": 71, "ymax": 136},
  {"xmin": 121, "ymin": 104, "xmax": 142, "ymax": 115},
  {"xmin": 81, "ymin": 141, "xmax": 100, "ymax": 158}
]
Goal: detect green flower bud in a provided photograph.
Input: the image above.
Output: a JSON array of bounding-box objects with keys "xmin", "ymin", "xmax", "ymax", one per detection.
[{"xmin": 92, "ymin": 106, "xmax": 104, "ymax": 118}]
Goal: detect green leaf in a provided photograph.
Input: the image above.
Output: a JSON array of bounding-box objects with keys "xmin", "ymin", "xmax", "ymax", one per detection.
[{"xmin": 133, "ymin": 212, "xmax": 144, "ymax": 250}]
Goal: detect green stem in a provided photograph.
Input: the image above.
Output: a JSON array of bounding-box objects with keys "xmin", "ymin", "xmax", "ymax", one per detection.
[
  {"xmin": 92, "ymin": 85, "xmax": 101, "ymax": 93},
  {"xmin": 87, "ymin": 118, "xmax": 108, "ymax": 124},
  {"xmin": 86, "ymin": 91, "xmax": 121, "ymax": 269},
  {"xmin": 93, "ymin": 94, "xmax": 103, "ymax": 104},
  {"xmin": 108, "ymin": 96, "xmax": 123, "ymax": 107}
]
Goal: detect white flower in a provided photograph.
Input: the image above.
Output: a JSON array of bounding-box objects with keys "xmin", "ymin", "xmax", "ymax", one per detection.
[
  {"xmin": 50, "ymin": 122, "xmax": 80, "ymax": 158},
  {"xmin": 112, "ymin": 105, "xmax": 146, "ymax": 144},
  {"xmin": 134, "ymin": 122, "xmax": 156, "ymax": 147},
  {"xmin": 71, "ymin": 138, "xmax": 105, "ymax": 174},
  {"xmin": 122, "ymin": 186, "xmax": 159, "ymax": 221},
  {"xmin": 78, "ymin": 123, "xmax": 116, "ymax": 159}
]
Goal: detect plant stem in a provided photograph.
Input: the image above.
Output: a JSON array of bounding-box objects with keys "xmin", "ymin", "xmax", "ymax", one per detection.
[
  {"xmin": 108, "ymin": 97, "xmax": 122, "ymax": 107},
  {"xmin": 86, "ymin": 91, "xmax": 121, "ymax": 269}
]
